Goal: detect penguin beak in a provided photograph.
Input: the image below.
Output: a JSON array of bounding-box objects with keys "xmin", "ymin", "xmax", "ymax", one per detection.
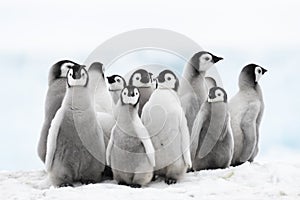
[
  {"xmin": 129, "ymin": 90, "xmax": 135, "ymax": 97},
  {"xmin": 262, "ymin": 68, "xmax": 268, "ymax": 74},
  {"xmin": 212, "ymin": 56, "xmax": 223, "ymax": 63}
]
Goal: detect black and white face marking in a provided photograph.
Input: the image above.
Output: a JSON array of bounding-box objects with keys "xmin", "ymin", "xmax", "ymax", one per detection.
[
  {"xmin": 60, "ymin": 62, "xmax": 76, "ymax": 77},
  {"xmin": 51, "ymin": 60, "xmax": 79, "ymax": 80},
  {"xmin": 129, "ymin": 69, "xmax": 152, "ymax": 88},
  {"xmin": 191, "ymin": 51, "xmax": 223, "ymax": 72},
  {"xmin": 241, "ymin": 64, "xmax": 267, "ymax": 84},
  {"xmin": 67, "ymin": 65, "xmax": 88, "ymax": 87},
  {"xmin": 120, "ymin": 86, "xmax": 140, "ymax": 106},
  {"xmin": 107, "ymin": 75, "xmax": 126, "ymax": 91},
  {"xmin": 157, "ymin": 69, "xmax": 179, "ymax": 91},
  {"xmin": 208, "ymin": 87, "xmax": 227, "ymax": 103},
  {"xmin": 254, "ymin": 66, "xmax": 267, "ymax": 83}
]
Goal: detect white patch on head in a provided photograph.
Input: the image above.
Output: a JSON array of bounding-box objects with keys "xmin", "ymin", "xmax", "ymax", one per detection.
[
  {"xmin": 60, "ymin": 62, "xmax": 75, "ymax": 77},
  {"xmin": 67, "ymin": 68, "xmax": 88, "ymax": 86},
  {"xmin": 158, "ymin": 73, "xmax": 176, "ymax": 89},
  {"xmin": 255, "ymin": 66, "xmax": 263, "ymax": 82},
  {"xmin": 121, "ymin": 88, "xmax": 140, "ymax": 105},
  {"xmin": 132, "ymin": 73, "xmax": 151, "ymax": 88},
  {"xmin": 199, "ymin": 53, "xmax": 214, "ymax": 72},
  {"xmin": 208, "ymin": 89, "xmax": 224, "ymax": 103},
  {"xmin": 109, "ymin": 76, "xmax": 124, "ymax": 91}
]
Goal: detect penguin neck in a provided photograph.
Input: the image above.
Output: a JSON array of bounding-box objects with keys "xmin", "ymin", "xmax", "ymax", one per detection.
[
  {"xmin": 183, "ymin": 64, "xmax": 207, "ymax": 96},
  {"xmin": 64, "ymin": 87, "xmax": 91, "ymax": 111},
  {"xmin": 238, "ymin": 75, "xmax": 258, "ymax": 91},
  {"xmin": 116, "ymin": 104, "xmax": 140, "ymax": 136}
]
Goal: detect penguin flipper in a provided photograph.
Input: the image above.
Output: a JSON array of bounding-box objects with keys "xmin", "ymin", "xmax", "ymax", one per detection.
[
  {"xmin": 239, "ymin": 102, "xmax": 260, "ymax": 162},
  {"xmin": 133, "ymin": 116, "xmax": 155, "ymax": 167},
  {"xmin": 190, "ymin": 103, "xmax": 209, "ymax": 161},
  {"xmin": 45, "ymin": 107, "xmax": 65, "ymax": 171},
  {"xmin": 198, "ymin": 103, "xmax": 228, "ymax": 159},
  {"xmin": 106, "ymin": 126, "xmax": 116, "ymax": 166},
  {"xmin": 73, "ymin": 111, "xmax": 106, "ymax": 166},
  {"xmin": 179, "ymin": 110, "xmax": 192, "ymax": 168}
]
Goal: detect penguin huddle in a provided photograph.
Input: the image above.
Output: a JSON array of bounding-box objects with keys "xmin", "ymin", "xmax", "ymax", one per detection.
[{"xmin": 37, "ymin": 51, "xmax": 267, "ymax": 188}]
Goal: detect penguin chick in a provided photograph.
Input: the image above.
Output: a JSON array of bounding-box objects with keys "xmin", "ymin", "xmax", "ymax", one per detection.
[
  {"xmin": 45, "ymin": 65, "xmax": 106, "ymax": 187},
  {"xmin": 178, "ymin": 51, "xmax": 223, "ymax": 134},
  {"xmin": 106, "ymin": 85, "xmax": 155, "ymax": 188},
  {"xmin": 190, "ymin": 87, "xmax": 234, "ymax": 170},
  {"xmin": 229, "ymin": 64, "xmax": 267, "ymax": 166},
  {"xmin": 128, "ymin": 69, "xmax": 154, "ymax": 117},
  {"xmin": 37, "ymin": 60, "xmax": 79, "ymax": 163},
  {"xmin": 107, "ymin": 75, "xmax": 126, "ymax": 105},
  {"xmin": 142, "ymin": 69, "xmax": 191, "ymax": 185}
]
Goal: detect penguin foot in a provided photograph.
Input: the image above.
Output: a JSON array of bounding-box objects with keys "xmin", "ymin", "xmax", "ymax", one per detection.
[
  {"xmin": 81, "ymin": 180, "xmax": 96, "ymax": 185},
  {"xmin": 129, "ymin": 184, "xmax": 141, "ymax": 188},
  {"xmin": 151, "ymin": 175, "xmax": 158, "ymax": 181},
  {"xmin": 165, "ymin": 178, "xmax": 177, "ymax": 185},
  {"xmin": 118, "ymin": 181, "xmax": 128, "ymax": 186},
  {"xmin": 59, "ymin": 183, "xmax": 74, "ymax": 188},
  {"xmin": 187, "ymin": 168, "xmax": 194, "ymax": 173}
]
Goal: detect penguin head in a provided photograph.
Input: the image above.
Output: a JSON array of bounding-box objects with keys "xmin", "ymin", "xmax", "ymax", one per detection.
[
  {"xmin": 107, "ymin": 75, "xmax": 126, "ymax": 91},
  {"xmin": 48, "ymin": 60, "xmax": 79, "ymax": 85},
  {"xmin": 67, "ymin": 65, "xmax": 88, "ymax": 87},
  {"xmin": 190, "ymin": 51, "xmax": 223, "ymax": 72},
  {"xmin": 120, "ymin": 86, "xmax": 140, "ymax": 107},
  {"xmin": 157, "ymin": 69, "xmax": 179, "ymax": 91},
  {"xmin": 208, "ymin": 87, "xmax": 227, "ymax": 103},
  {"xmin": 129, "ymin": 69, "xmax": 152, "ymax": 88},
  {"xmin": 240, "ymin": 64, "xmax": 267, "ymax": 86}
]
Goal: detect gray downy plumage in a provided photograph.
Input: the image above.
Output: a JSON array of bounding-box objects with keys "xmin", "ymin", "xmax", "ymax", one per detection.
[
  {"xmin": 106, "ymin": 86, "xmax": 155, "ymax": 188},
  {"xmin": 229, "ymin": 64, "xmax": 267, "ymax": 166},
  {"xmin": 190, "ymin": 87, "xmax": 234, "ymax": 170},
  {"xmin": 37, "ymin": 60, "xmax": 79, "ymax": 163},
  {"xmin": 45, "ymin": 65, "xmax": 106, "ymax": 187},
  {"xmin": 178, "ymin": 51, "xmax": 223, "ymax": 134},
  {"xmin": 142, "ymin": 70, "xmax": 191, "ymax": 185}
]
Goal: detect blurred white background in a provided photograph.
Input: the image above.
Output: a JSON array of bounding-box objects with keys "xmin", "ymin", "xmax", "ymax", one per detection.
[{"xmin": 0, "ymin": 0, "xmax": 299, "ymax": 170}]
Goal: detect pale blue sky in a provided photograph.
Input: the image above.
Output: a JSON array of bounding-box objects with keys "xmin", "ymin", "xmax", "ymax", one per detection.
[{"xmin": 0, "ymin": 0, "xmax": 299, "ymax": 170}]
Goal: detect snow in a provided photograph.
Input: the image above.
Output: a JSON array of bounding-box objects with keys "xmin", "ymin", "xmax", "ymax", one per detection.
[{"xmin": 1, "ymin": 160, "xmax": 300, "ymax": 200}]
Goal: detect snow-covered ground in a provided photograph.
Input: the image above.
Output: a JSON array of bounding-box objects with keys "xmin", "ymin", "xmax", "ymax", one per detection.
[{"xmin": 1, "ymin": 158, "xmax": 300, "ymax": 200}]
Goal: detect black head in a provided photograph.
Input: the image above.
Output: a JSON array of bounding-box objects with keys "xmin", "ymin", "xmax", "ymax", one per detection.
[
  {"xmin": 240, "ymin": 64, "xmax": 267, "ymax": 86},
  {"xmin": 48, "ymin": 60, "xmax": 79, "ymax": 85},
  {"xmin": 128, "ymin": 69, "xmax": 152, "ymax": 87},
  {"xmin": 208, "ymin": 87, "xmax": 227, "ymax": 103},
  {"xmin": 120, "ymin": 85, "xmax": 140, "ymax": 107},
  {"xmin": 190, "ymin": 51, "xmax": 223, "ymax": 72},
  {"xmin": 157, "ymin": 69, "xmax": 179, "ymax": 91},
  {"xmin": 67, "ymin": 65, "xmax": 88, "ymax": 87},
  {"xmin": 106, "ymin": 75, "xmax": 126, "ymax": 91}
]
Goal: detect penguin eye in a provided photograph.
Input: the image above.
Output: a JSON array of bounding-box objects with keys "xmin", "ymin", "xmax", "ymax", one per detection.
[
  {"xmin": 116, "ymin": 78, "xmax": 121, "ymax": 82},
  {"xmin": 167, "ymin": 77, "xmax": 171, "ymax": 81},
  {"xmin": 136, "ymin": 77, "xmax": 140, "ymax": 80},
  {"xmin": 123, "ymin": 92, "xmax": 127, "ymax": 95},
  {"xmin": 258, "ymin": 69, "xmax": 261, "ymax": 73},
  {"xmin": 82, "ymin": 73, "xmax": 84, "ymax": 76}
]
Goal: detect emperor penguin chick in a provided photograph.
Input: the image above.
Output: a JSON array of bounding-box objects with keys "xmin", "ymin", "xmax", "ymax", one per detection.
[
  {"xmin": 178, "ymin": 51, "xmax": 223, "ymax": 134},
  {"xmin": 142, "ymin": 70, "xmax": 191, "ymax": 185},
  {"xmin": 38, "ymin": 60, "xmax": 78, "ymax": 163},
  {"xmin": 190, "ymin": 87, "xmax": 234, "ymax": 170},
  {"xmin": 230, "ymin": 64, "xmax": 267, "ymax": 166},
  {"xmin": 106, "ymin": 85, "xmax": 155, "ymax": 188},
  {"xmin": 129, "ymin": 69, "xmax": 154, "ymax": 117},
  {"xmin": 88, "ymin": 62, "xmax": 115, "ymax": 148},
  {"xmin": 107, "ymin": 75, "xmax": 126, "ymax": 105},
  {"xmin": 45, "ymin": 65, "xmax": 106, "ymax": 187}
]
